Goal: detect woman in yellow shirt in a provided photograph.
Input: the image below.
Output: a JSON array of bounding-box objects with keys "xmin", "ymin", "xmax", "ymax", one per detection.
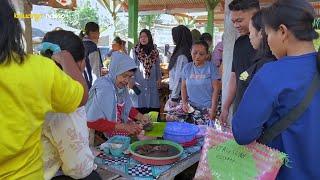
[
  {"xmin": 0, "ymin": 1, "xmax": 88, "ymax": 179},
  {"xmin": 40, "ymin": 30, "xmax": 100, "ymax": 180}
]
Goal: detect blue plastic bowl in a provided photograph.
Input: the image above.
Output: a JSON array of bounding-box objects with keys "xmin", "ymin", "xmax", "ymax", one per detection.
[
  {"xmin": 163, "ymin": 122, "xmax": 199, "ymax": 143},
  {"xmin": 110, "ymin": 146, "xmax": 125, "ymax": 157}
]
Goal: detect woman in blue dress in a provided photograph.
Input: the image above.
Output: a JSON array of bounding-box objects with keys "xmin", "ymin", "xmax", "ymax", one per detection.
[
  {"xmin": 181, "ymin": 41, "xmax": 220, "ymax": 124},
  {"xmin": 130, "ymin": 29, "xmax": 161, "ymax": 115},
  {"xmin": 232, "ymin": 0, "xmax": 320, "ymax": 179}
]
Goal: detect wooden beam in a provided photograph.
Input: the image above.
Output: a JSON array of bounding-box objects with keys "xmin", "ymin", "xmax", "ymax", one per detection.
[
  {"xmin": 128, "ymin": 0, "xmax": 138, "ymax": 51},
  {"xmin": 103, "ymin": 0, "xmax": 113, "ymax": 14},
  {"xmin": 259, "ymin": 0, "xmax": 276, "ymax": 3},
  {"xmin": 206, "ymin": 0, "xmax": 214, "ymax": 35},
  {"xmin": 30, "ymin": 0, "xmax": 76, "ymax": 10},
  {"xmin": 313, "ymin": 4, "xmax": 320, "ymax": 9},
  {"xmin": 24, "ymin": 0, "xmax": 33, "ymax": 54},
  {"xmin": 139, "ymin": 3, "xmax": 206, "ymax": 11},
  {"xmin": 172, "ymin": 13, "xmax": 192, "ymax": 19},
  {"xmin": 205, "ymin": 0, "xmax": 220, "ymax": 36},
  {"xmin": 196, "ymin": 19, "xmax": 224, "ymax": 23}
]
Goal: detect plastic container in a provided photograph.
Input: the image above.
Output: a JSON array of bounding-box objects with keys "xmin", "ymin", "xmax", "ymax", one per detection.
[
  {"xmin": 180, "ymin": 138, "xmax": 198, "ymax": 147},
  {"xmin": 101, "ymin": 136, "xmax": 131, "ymax": 157},
  {"xmin": 196, "ymin": 125, "xmax": 208, "ymax": 138},
  {"xmin": 129, "ymin": 140, "xmax": 183, "ymax": 165},
  {"xmin": 163, "ymin": 122, "xmax": 199, "ymax": 143}
]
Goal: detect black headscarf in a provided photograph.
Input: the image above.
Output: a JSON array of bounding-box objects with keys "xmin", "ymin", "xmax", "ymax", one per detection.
[
  {"xmin": 134, "ymin": 29, "xmax": 159, "ymax": 79},
  {"xmin": 136, "ymin": 29, "xmax": 155, "ymax": 55},
  {"xmin": 169, "ymin": 25, "xmax": 193, "ymax": 70}
]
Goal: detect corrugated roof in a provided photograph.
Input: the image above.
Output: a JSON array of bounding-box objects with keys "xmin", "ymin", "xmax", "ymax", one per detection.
[
  {"xmin": 121, "ymin": 0, "xmax": 320, "ymax": 26},
  {"xmin": 30, "ymin": 0, "xmax": 77, "ymax": 10},
  {"xmin": 121, "ymin": 0, "xmax": 279, "ymax": 11}
]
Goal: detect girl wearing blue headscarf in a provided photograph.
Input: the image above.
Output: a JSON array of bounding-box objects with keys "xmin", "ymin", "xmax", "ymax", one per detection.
[{"xmin": 86, "ymin": 52, "xmax": 150, "ymax": 136}]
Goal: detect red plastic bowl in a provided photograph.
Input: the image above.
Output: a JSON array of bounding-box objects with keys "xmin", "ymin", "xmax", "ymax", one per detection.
[
  {"xmin": 131, "ymin": 154, "xmax": 180, "ymax": 165},
  {"xmin": 180, "ymin": 138, "xmax": 197, "ymax": 147}
]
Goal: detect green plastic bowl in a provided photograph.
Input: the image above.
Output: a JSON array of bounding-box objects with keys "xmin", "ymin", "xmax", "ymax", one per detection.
[{"xmin": 129, "ymin": 140, "xmax": 183, "ymax": 165}]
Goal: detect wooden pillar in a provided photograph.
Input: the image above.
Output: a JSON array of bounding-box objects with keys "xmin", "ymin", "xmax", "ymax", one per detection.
[
  {"xmin": 206, "ymin": 8, "xmax": 214, "ymax": 36},
  {"xmin": 128, "ymin": 0, "xmax": 138, "ymax": 52},
  {"xmin": 24, "ymin": 0, "xmax": 33, "ymax": 54},
  {"xmin": 205, "ymin": 0, "xmax": 220, "ymax": 44},
  {"xmin": 222, "ymin": 0, "xmax": 238, "ymax": 124}
]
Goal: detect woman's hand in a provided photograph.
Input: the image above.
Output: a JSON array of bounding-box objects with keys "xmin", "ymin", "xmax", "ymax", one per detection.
[
  {"xmin": 219, "ymin": 107, "xmax": 229, "ymax": 125},
  {"xmin": 115, "ymin": 123, "xmax": 142, "ymax": 135},
  {"xmin": 209, "ymin": 108, "xmax": 216, "ymax": 121},
  {"xmin": 140, "ymin": 114, "xmax": 151, "ymax": 124},
  {"xmin": 168, "ymin": 99, "xmax": 178, "ymax": 108},
  {"xmin": 182, "ymin": 102, "xmax": 189, "ymax": 113},
  {"xmin": 135, "ymin": 112, "xmax": 151, "ymax": 125},
  {"xmin": 52, "ymin": 50, "xmax": 88, "ymax": 106}
]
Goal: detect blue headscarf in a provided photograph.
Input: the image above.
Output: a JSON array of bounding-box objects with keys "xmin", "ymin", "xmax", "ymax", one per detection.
[{"xmin": 86, "ymin": 52, "xmax": 137, "ymax": 122}]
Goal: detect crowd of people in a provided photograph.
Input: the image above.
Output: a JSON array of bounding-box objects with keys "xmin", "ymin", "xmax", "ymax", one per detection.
[{"xmin": 1, "ymin": 0, "xmax": 319, "ymax": 179}]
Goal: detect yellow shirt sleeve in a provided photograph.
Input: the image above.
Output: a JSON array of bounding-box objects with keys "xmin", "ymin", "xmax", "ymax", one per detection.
[{"xmin": 51, "ymin": 65, "xmax": 84, "ymax": 113}]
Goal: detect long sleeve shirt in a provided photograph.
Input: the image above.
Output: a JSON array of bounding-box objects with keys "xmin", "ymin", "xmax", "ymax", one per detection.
[
  {"xmin": 211, "ymin": 41, "xmax": 223, "ymax": 67},
  {"xmin": 130, "ymin": 48, "xmax": 161, "ymax": 108},
  {"xmin": 87, "ymin": 107, "xmax": 139, "ymax": 134},
  {"xmin": 169, "ymin": 55, "xmax": 188, "ymax": 99},
  {"xmin": 42, "ymin": 107, "xmax": 94, "ymax": 180},
  {"xmin": 232, "ymin": 52, "xmax": 320, "ymax": 179}
]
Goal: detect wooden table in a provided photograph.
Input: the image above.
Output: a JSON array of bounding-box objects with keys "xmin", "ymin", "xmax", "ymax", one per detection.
[
  {"xmin": 157, "ymin": 151, "xmax": 200, "ymax": 180},
  {"xmin": 96, "ymin": 167, "xmax": 120, "ymax": 180},
  {"xmin": 96, "ymin": 151, "xmax": 200, "ymax": 180}
]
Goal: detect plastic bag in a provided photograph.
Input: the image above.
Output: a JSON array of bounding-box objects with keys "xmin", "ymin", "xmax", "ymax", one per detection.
[
  {"xmin": 194, "ymin": 127, "xmax": 287, "ymax": 180},
  {"xmin": 164, "ymin": 99, "xmax": 179, "ymax": 112}
]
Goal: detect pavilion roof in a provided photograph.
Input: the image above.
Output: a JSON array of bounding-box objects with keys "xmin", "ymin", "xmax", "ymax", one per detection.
[
  {"xmin": 29, "ymin": 0, "xmax": 77, "ymax": 10},
  {"xmin": 119, "ymin": 0, "xmax": 320, "ymax": 26}
]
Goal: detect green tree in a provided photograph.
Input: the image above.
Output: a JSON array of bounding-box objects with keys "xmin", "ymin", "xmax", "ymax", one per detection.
[
  {"xmin": 114, "ymin": 17, "xmax": 128, "ymax": 39},
  {"xmin": 99, "ymin": 0, "xmax": 125, "ymax": 36},
  {"xmin": 55, "ymin": 0, "xmax": 98, "ymax": 30},
  {"xmin": 174, "ymin": 16, "xmax": 196, "ymax": 29},
  {"xmin": 314, "ymin": 18, "xmax": 320, "ymax": 29},
  {"xmin": 313, "ymin": 30, "xmax": 320, "ymax": 50},
  {"xmin": 139, "ymin": 15, "xmax": 161, "ymax": 30}
]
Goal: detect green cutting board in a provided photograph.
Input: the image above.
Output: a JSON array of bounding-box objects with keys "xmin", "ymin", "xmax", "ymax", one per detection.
[
  {"xmin": 148, "ymin": 111, "xmax": 159, "ymax": 122},
  {"xmin": 144, "ymin": 122, "xmax": 166, "ymax": 137}
]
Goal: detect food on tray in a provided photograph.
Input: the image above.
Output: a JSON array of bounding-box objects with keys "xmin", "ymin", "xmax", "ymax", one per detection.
[
  {"xmin": 137, "ymin": 130, "xmax": 157, "ymax": 140},
  {"xmin": 110, "ymin": 142, "xmax": 123, "ymax": 149},
  {"xmin": 143, "ymin": 122, "xmax": 153, "ymax": 131},
  {"xmin": 135, "ymin": 144, "xmax": 180, "ymax": 157}
]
